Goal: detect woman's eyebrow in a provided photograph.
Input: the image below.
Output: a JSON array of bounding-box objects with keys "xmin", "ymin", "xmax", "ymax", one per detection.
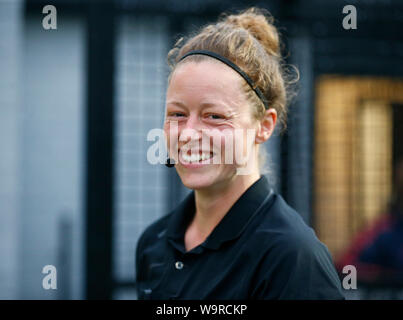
[
  {"xmin": 166, "ymin": 100, "xmax": 233, "ymax": 112},
  {"xmin": 200, "ymin": 101, "xmax": 233, "ymax": 111},
  {"xmin": 200, "ymin": 102, "xmax": 222, "ymax": 108},
  {"xmin": 166, "ymin": 101, "xmax": 187, "ymax": 108}
]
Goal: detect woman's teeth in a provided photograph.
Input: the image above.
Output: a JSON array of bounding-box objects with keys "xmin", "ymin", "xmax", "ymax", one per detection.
[{"xmin": 182, "ymin": 152, "xmax": 213, "ymax": 163}]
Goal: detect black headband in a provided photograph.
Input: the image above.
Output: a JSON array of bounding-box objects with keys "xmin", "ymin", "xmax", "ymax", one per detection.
[{"xmin": 178, "ymin": 50, "xmax": 269, "ymax": 110}]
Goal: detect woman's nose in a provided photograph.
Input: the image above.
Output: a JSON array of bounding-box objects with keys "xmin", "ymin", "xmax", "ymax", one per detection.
[{"xmin": 181, "ymin": 114, "xmax": 203, "ymax": 140}]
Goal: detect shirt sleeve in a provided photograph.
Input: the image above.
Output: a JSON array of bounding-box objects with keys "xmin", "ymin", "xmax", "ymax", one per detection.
[{"xmin": 251, "ymin": 233, "xmax": 345, "ymax": 300}]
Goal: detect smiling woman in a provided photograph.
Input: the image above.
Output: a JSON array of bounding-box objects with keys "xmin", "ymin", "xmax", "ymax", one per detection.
[{"xmin": 136, "ymin": 7, "xmax": 345, "ymax": 300}]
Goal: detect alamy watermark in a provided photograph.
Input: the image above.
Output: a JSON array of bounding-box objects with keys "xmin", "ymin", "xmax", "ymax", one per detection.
[
  {"xmin": 342, "ymin": 5, "xmax": 357, "ymax": 30},
  {"xmin": 342, "ymin": 265, "xmax": 357, "ymax": 290},
  {"xmin": 147, "ymin": 122, "xmax": 258, "ymax": 175},
  {"xmin": 42, "ymin": 265, "xmax": 57, "ymax": 290},
  {"xmin": 42, "ymin": 5, "xmax": 57, "ymax": 30}
]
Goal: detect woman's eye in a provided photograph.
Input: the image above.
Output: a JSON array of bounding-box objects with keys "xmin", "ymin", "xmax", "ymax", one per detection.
[
  {"xmin": 207, "ymin": 114, "xmax": 224, "ymax": 120},
  {"xmin": 169, "ymin": 112, "xmax": 185, "ymax": 117}
]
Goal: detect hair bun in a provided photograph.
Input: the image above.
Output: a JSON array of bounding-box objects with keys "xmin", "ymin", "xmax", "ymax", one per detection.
[{"xmin": 222, "ymin": 7, "xmax": 280, "ymax": 58}]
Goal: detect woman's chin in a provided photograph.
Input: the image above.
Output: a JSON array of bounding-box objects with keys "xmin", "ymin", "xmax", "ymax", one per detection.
[
  {"xmin": 176, "ymin": 168, "xmax": 219, "ymax": 190},
  {"xmin": 179, "ymin": 175, "xmax": 215, "ymax": 190},
  {"xmin": 176, "ymin": 165, "xmax": 237, "ymax": 191}
]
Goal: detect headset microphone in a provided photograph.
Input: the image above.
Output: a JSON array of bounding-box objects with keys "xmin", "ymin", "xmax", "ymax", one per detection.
[{"xmin": 165, "ymin": 158, "xmax": 175, "ymax": 168}]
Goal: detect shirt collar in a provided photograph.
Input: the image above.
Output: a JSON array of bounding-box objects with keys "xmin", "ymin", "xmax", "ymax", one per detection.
[{"xmin": 166, "ymin": 175, "xmax": 274, "ymax": 252}]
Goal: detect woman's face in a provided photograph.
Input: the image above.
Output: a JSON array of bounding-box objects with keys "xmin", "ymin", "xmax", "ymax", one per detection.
[{"xmin": 164, "ymin": 60, "xmax": 261, "ymax": 191}]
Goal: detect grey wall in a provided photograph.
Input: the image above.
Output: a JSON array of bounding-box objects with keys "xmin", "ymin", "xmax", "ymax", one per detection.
[
  {"xmin": 0, "ymin": 0, "xmax": 23, "ymax": 300},
  {"xmin": 17, "ymin": 14, "xmax": 85, "ymax": 299}
]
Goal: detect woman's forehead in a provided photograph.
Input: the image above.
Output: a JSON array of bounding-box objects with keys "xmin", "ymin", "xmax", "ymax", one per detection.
[{"xmin": 167, "ymin": 60, "xmax": 247, "ymax": 105}]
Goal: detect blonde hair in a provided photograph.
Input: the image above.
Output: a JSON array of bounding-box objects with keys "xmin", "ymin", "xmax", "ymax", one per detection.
[{"xmin": 166, "ymin": 7, "xmax": 299, "ymax": 173}]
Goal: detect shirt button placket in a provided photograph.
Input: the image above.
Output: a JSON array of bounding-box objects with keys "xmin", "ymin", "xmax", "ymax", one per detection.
[{"xmin": 169, "ymin": 260, "xmax": 185, "ymax": 299}]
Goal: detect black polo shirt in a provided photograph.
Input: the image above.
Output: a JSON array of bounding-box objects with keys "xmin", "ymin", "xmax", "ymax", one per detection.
[{"xmin": 136, "ymin": 176, "xmax": 345, "ymax": 300}]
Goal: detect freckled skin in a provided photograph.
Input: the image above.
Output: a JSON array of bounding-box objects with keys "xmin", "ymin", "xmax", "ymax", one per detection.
[{"xmin": 164, "ymin": 60, "xmax": 260, "ymax": 192}]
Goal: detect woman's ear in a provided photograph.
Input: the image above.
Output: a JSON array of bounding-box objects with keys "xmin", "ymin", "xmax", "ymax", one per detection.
[{"xmin": 255, "ymin": 108, "xmax": 277, "ymax": 144}]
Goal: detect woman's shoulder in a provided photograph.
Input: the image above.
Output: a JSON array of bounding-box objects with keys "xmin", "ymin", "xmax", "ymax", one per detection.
[
  {"xmin": 257, "ymin": 194, "xmax": 315, "ymax": 234},
  {"xmin": 253, "ymin": 193, "xmax": 329, "ymax": 256},
  {"xmin": 249, "ymin": 194, "xmax": 344, "ymax": 299}
]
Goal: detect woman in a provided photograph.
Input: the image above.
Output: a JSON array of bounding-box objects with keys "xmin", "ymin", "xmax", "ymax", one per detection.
[{"xmin": 136, "ymin": 7, "xmax": 344, "ymax": 300}]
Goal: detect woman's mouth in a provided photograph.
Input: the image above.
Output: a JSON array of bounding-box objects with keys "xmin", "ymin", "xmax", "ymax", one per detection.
[
  {"xmin": 181, "ymin": 151, "xmax": 214, "ymax": 163},
  {"xmin": 178, "ymin": 149, "xmax": 216, "ymax": 167}
]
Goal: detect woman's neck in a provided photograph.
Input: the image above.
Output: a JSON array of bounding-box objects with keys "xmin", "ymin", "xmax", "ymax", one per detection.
[{"xmin": 191, "ymin": 172, "xmax": 260, "ymax": 237}]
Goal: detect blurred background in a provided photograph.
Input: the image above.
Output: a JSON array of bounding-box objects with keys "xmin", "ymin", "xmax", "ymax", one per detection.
[{"xmin": 1, "ymin": 0, "xmax": 403, "ymax": 300}]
